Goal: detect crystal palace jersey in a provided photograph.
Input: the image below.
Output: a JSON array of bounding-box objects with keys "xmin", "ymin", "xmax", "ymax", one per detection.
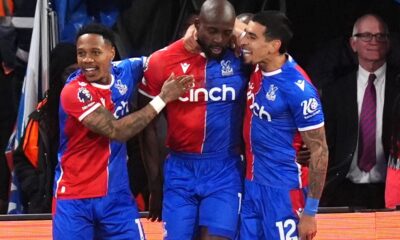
[
  {"xmin": 55, "ymin": 57, "xmax": 144, "ymax": 199},
  {"xmin": 139, "ymin": 39, "xmax": 247, "ymax": 154},
  {"xmin": 243, "ymin": 56, "xmax": 324, "ymax": 189}
]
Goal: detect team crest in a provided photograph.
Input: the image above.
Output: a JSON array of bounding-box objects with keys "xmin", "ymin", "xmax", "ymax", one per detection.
[
  {"xmin": 77, "ymin": 87, "xmax": 92, "ymax": 103},
  {"xmin": 266, "ymin": 84, "xmax": 278, "ymax": 101},
  {"xmin": 221, "ymin": 60, "xmax": 233, "ymax": 76},
  {"xmin": 115, "ymin": 79, "xmax": 128, "ymax": 95}
]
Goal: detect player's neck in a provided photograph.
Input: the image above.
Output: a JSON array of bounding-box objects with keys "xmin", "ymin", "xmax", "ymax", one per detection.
[{"xmin": 260, "ymin": 54, "xmax": 286, "ymax": 72}]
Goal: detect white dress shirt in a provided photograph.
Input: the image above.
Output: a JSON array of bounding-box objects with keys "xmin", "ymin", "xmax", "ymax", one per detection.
[{"xmin": 347, "ymin": 64, "xmax": 387, "ymax": 183}]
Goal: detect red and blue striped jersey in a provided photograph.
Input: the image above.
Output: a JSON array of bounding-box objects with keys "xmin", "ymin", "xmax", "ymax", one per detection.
[
  {"xmin": 243, "ymin": 56, "xmax": 324, "ymax": 188},
  {"xmin": 55, "ymin": 58, "xmax": 144, "ymax": 199},
  {"xmin": 139, "ymin": 39, "xmax": 247, "ymax": 154}
]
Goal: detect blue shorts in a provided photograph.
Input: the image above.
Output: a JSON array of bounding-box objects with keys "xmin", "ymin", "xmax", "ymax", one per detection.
[
  {"xmin": 163, "ymin": 151, "xmax": 243, "ymax": 240},
  {"xmin": 52, "ymin": 188, "xmax": 145, "ymax": 240},
  {"xmin": 239, "ymin": 179, "xmax": 307, "ymax": 240}
]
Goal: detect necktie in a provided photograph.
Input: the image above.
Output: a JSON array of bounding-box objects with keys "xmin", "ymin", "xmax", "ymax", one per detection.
[{"xmin": 358, "ymin": 73, "xmax": 377, "ymax": 172}]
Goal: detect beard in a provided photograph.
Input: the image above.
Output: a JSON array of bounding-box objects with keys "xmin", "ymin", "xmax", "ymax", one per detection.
[{"xmin": 197, "ymin": 38, "xmax": 227, "ymax": 61}]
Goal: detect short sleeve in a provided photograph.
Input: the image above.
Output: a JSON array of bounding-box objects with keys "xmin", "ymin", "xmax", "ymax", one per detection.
[
  {"xmin": 60, "ymin": 82, "xmax": 101, "ymax": 122},
  {"xmin": 138, "ymin": 50, "xmax": 167, "ymax": 98},
  {"xmin": 287, "ymin": 80, "xmax": 325, "ymax": 131}
]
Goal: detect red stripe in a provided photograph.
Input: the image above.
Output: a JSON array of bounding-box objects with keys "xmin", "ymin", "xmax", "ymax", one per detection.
[{"xmin": 244, "ymin": 67, "xmax": 263, "ymax": 180}]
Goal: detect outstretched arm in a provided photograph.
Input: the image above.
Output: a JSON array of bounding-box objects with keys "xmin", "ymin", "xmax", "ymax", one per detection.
[
  {"xmin": 298, "ymin": 126, "xmax": 329, "ymax": 240},
  {"xmin": 82, "ymin": 74, "xmax": 193, "ymax": 142},
  {"xmin": 82, "ymin": 101, "xmax": 158, "ymax": 142}
]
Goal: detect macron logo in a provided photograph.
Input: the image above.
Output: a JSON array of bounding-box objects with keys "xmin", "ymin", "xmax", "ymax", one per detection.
[
  {"xmin": 181, "ymin": 63, "xmax": 190, "ymax": 73},
  {"xmin": 295, "ymin": 80, "xmax": 305, "ymax": 91}
]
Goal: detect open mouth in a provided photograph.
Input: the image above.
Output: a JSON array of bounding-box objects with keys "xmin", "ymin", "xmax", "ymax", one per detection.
[
  {"xmin": 83, "ymin": 67, "xmax": 98, "ymax": 75},
  {"xmin": 242, "ymin": 49, "xmax": 252, "ymax": 56},
  {"xmin": 210, "ymin": 46, "xmax": 223, "ymax": 55}
]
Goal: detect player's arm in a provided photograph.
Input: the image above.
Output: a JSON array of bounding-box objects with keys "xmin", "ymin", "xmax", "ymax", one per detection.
[
  {"xmin": 82, "ymin": 74, "xmax": 193, "ymax": 142},
  {"xmin": 298, "ymin": 126, "xmax": 328, "ymax": 240},
  {"xmin": 138, "ymin": 93, "xmax": 163, "ymax": 222},
  {"xmin": 301, "ymin": 127, "xmax": 328, "ymax": 199}
]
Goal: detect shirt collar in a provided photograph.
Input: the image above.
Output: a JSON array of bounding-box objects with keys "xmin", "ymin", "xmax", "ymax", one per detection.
[{"xmin": 358, "ymin": 63, "xmax": 386, "ymax": 84}]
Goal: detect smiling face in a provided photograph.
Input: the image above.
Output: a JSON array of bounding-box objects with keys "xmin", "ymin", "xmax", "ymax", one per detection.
[
  {"xmin": 76, "ymin": 34, "xmax": 115, "ymax": 84},
  {"xmin": 240, "ymin": 20, "xmax": 277, "ymax": 66}
]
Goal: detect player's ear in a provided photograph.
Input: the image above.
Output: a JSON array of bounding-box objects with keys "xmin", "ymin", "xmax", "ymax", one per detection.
[
  {"xmin": 271, "ymin": 39, "xmax": 282, "ymax": 54},
  {"xmin": 110, "ymin": 46, "xmax": 116, "ymax": 60}
]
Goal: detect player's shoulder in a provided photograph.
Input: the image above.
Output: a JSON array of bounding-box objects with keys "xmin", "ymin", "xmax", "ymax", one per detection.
[
  {"xmin": 149, "ymin": 39, "xmax": 185, "ymax": 61},
  {"xmin": 63, "ymin": 73, "xmax": 84, "ymax": 90},
  {"xmin": 112, "ymin": 57, "xmax": 144, "ymax": 76},
  {"xmin": 113, "ymin": 57, "xmax": 143, "ymax": 68},
  {"xmin": 61, "ymin": 74, "xmax": 91, "ymax": 99},
  {"xmin": 145, "ymin": 40, "xmax": 191, "ymax": 76}
]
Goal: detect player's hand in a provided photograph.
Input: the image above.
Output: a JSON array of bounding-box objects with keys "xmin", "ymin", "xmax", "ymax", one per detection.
[
  {"xmin": 298, "ymin": 214, "xmax": 317, "ymax": 240},
  {"xmin": 229, "ymin": 35, "xmax": 242, "ymax": 57},
  {"xmin": 159, "ymin": 73, "xmax": 194, "ymax": 103},
  {"xmin": 148, "ymin": 182, "xmax": 163, "ymax": 222},
  {"xmin": 183, "ymin": 24, "xmax": 201, "ymax": 53},
  {"xmin": 296, "ymin": 144, "xmax": 311, "ymax": 166}
]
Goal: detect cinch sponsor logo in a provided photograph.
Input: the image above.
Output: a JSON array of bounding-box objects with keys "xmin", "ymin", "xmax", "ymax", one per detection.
[
  {"xmin": 247, "ymin": 85, "xmax": 272, "ymax": 121},
  {"xmin": 179, "ymin": 84, "xmax": 236, "ymax": 102},
  {"xmin": 114, "ymin": 100, "xmax": 129, "ymax": 118},
  {"xmin": 250, "ymin": 102, "xmax": 271, "ymax": 121}
]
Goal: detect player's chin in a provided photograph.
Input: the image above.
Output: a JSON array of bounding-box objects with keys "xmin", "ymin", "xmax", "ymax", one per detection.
[
  {"xmin": 84, "ymin": 74, "xmax": 101, "ymax": 83},
  {"xmin": 242, "ymin": 54, "xmax": 253, "ymax": 64}
]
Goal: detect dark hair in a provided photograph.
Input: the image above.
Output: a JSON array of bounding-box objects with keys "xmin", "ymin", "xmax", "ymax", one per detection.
[
  {"xmin": 47, "ymin": 43, "xmax": 77, "ymax": 141},
  {"xmin": 75, "ymin": 22, "xmax": 115, "ymax": 46},
  {"xmin": 252, "ymin": 11, "xmax": 293, "ymax": 54},
  {"xmin": 236, "ymin": 12, "xmax": 254, "ymax": 24}
]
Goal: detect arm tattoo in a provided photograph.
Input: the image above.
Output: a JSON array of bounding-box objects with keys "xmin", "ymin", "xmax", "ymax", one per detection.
[
  {"xmin": 82, "ymin": 104, "xmax": 158, "ymax": 142},
  {"xmin": 300, "ymin": 127, "xmax": 329, "ymax": 199}
]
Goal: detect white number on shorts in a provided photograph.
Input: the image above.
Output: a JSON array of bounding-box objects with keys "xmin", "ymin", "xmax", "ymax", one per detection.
[
  {"xmin": 135, "ymin": 218, "xmax": 145, "ymax": 240},
  {"xmin": 237, "ymin": 192, "xmax": 242, "ymax": 214},
  {"xmin": 275, "ymin": 219, "xmax": 298, "ymax": 240}
]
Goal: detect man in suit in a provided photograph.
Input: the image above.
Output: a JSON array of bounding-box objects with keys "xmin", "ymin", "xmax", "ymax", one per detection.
[{"xmin": 321, "ymin": 13, "xmax": 400, "ymax": 209}]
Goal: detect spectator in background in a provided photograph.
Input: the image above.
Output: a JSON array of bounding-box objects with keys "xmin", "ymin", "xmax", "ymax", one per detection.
[
  {"xmin": 321, "ymin": 14, "xmax": 400, "ymax": 209},
  {"xmin": 12, "ymin": 43, "xmax": 77, "ymax": 213}
]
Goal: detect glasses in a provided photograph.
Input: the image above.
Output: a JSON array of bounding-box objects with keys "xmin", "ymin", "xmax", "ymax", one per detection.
[{"xmin": 353, "ymin": 32, "xmax": 389, "ymax": 42}]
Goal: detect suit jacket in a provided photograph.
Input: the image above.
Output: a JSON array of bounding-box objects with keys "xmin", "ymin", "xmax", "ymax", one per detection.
[{"xmin": 320, "ymin": 64, "xmax": 400, "ymax": 205}]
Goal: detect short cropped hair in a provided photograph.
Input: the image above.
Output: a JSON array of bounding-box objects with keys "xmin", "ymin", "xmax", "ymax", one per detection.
[
  {"xmin": 75, "ymin": 23, "xmax": 116, "ymax": 46},
  {"xmin": 252, "ymin": 11, "xmax": 293, "ymax": 54}
]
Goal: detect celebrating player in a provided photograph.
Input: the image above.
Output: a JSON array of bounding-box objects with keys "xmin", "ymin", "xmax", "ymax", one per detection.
[
  {"xmin": 240, "ymin": 11, "xmax": 328, "ymax": 240},
  {"xmin": 138, "ymin": 0, "xmax": 248, "ymax": 239},
  {"xmin": 52, "ymin": 23, "xmax": 192, "ymax": 240}
]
